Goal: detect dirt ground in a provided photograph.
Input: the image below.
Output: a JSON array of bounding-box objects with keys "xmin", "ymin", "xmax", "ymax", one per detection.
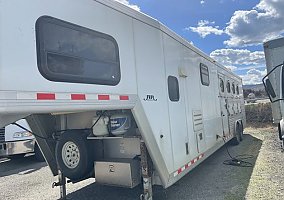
[
  {"xmin": 244, "ymin": 126, "xmax": 284, "ymax": 200},
  {"xmin": 1, "ymin": 126, "xmax": 284, "ymax": 200}
]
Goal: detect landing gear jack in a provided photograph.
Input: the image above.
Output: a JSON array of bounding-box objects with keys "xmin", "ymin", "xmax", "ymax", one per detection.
[
  {"xmin": 52, "ymin": 170, "xmax": 67, "ymax": 200},
  {"xmin": 140, "ymin": 141, "xmax": 153, "ymax": 200}
]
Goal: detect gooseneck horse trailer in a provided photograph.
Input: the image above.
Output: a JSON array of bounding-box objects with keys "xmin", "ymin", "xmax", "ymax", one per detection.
[{"xmin": 0, "ymin": 0, "xmax": 245, "ymax": 199}]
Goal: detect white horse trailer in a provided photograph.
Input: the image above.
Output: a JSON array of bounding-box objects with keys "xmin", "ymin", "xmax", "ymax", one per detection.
[{"xmin": 0, "ymin": 0, "xmax": 246, "ymax": 199}]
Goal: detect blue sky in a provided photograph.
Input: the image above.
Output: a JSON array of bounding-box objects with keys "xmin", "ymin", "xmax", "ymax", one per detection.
[{"xmin": 116, "ymin": 0, "xmax": 284, "ymax": 85}]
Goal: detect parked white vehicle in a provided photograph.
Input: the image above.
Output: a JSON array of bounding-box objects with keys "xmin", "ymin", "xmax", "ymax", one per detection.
[
  {"xmin": 0, "ymin": 0, "xmax": 245, "ymax": 199},
  {"xmin": 0, "ymin": 119, "xmax": 44, "ymax": 161},
  {"xmin": 263, "ymin": 37, "xmax": 284, "ymax": 146}
]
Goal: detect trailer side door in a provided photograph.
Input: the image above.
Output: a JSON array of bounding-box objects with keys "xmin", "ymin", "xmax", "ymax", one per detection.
[{"xmin": 218, "ymin": 74, "xmax": 230, "ymax": 137}]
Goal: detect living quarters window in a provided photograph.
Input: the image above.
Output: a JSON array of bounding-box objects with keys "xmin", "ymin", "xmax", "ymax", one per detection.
[
  {"xmin": 36, "ymin": 16, "xmax": 120, "ymax": 85},
  {"xmin": 227, "ymin": 81, "xmax": 231, "ymax": 93},
  {"xmin": 220, "ymin": 78, "xmax": 224, "ymax": 93},
  {"xmin": 168, "ymin": 76, "xmax": 180, "ymax": 102},
  {"xmin": 200, "ymin": 63, "xmax": 210, "ymax": 86}
]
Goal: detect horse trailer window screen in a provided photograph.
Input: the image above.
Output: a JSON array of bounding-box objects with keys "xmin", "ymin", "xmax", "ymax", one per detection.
[
  {"xmin": 227, "ymin": 81, "xmax": 231, "ymax": 93},
  {"xmin": 220, "ymin": 78, "xmax": 224, "ymax": 93},
  {"xmin": 36, "ymin": 16, "xmax": 120, "ymax": 85},
  {"xmin": 200, "ymin": 63, "xmax": 210, "ymax": 86},
  {"xmin": 236, "ymin": 85, "xmax": 240, "ymax": 95},
  {"xmin": 168, "ymin": 76, "xmax": 180, "ymax": 102},
  {"xmin": 232, "ymin": 83, "xmax": 236, "ymax": 94}
]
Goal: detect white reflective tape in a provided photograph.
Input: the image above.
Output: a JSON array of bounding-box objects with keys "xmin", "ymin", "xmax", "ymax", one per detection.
[
  {"xmin": 110, "ymin": 95, "xmax": 120, "ymax": 100},
  {"xmin": 86, "ymin": 94, "xmax": 99, "ymax": 100},
  {"xmin": 56, "ymin": 93, "xmax": 70, "ymax": 100},
  {"xmin": 17, "ymin": 92, "xmax": 36, "ymax": 100},
  {"xmin": 174, "ymin": 171, "xmax": 179, "ymax": 177}
]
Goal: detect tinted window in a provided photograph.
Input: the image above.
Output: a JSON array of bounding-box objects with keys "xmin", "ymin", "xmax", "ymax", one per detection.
[
  {"xmin": 200, "ymin": 63, "xmax": 210, "ymax": 86},
  {"xmin": 220, "ymin": 78, "xmax": 224, "ymax": 93},
  {"xmin": 36, "ymin": 16, "xmax": 120, "ymax": 85},
  {"xmin": 227, "ymin": 81, "xmax": 231, "ymax": 93},
  {"xmin": 168, "ymin": 76, "xmax": 180, "ymax": 102}
]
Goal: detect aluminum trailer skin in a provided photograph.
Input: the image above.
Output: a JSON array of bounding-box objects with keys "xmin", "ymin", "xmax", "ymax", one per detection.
[
  {"xmin": 0, "ymin": 0, "xmax": 246, "ymax": 199},
  {"xmin": 263, "ymin": 37, "xmax": 284, "ymax": 146}
]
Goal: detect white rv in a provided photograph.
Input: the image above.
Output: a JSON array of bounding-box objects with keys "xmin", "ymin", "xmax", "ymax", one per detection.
[
  {"xmin": 0, "ymin": 0, "xmax": 245, "ymax": 199},
  {"xmin": 263, "ymin": 37, "xmax": 284, "ymax": 145}
]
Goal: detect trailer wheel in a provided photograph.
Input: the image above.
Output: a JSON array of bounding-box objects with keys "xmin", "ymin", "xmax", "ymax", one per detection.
[
  {"xmin": 34, "ymin": 144, "xmax": 45, "ymax": 162},
  {"xmin": 55, "ymin": 130, "xmax": 93, "ymax": 180},
  {"xmin": 231, "ymin": 123, "xmax": 242, "ymax": 145}
]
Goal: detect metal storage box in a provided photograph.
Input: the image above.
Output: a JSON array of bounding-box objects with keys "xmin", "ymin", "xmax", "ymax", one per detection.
[{"xmin": 94, "ymin": 159, "xmax": 141, "ymax": 188}]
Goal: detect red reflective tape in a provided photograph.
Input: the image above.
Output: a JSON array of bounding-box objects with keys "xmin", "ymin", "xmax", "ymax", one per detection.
[
  {"xmin": 98, "ymin": 95, "xmax": 110, "ymax": 100},
  {"xmin": 185, "ymin": 164, "xmax": 189, "ymax": 169},
  {"xmin": 191, "ymin": 160, "xmax": 195, "ymax": 164},
  {"xmin": 178, "ymin": 168, "xmax": 182, "ymax": 174},
  {"xmin": 37, "ymin": 93, "xmax": 55, "ymax": 100},
  {"xmin": 71, "ymin": 94, "xmax": 86, "ymax": 100},
  {"xmin": 120, "ymin": 95, "xmax": 129, "ymax": 101}
]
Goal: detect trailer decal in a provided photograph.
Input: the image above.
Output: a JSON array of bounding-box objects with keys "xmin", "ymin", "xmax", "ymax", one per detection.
[{"xmin": 174, "ymin": 153, "xmax": 205, "ymax": 177}]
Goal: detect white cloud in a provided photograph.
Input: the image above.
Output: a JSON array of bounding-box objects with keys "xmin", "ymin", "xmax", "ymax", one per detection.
[
  {"xmin": 226, "ymin": 65, "xmax": 238, "ymax": 71},
  {"xmin": 240, "ymin": 68, "xmax": 267, "ymax": 85},
  {"xmin": 114, "ymin": 0, "xmax": 140, "ymax": 11},
  {"xmin": 200, "ymin": 0, "xmax": 205, "ymax": 5},
  {"xmin": 210, "ymin": 49, "xmax": 265, "ymax": 67},
  {"xmin": 224, "ymin": 0, "xmax": 284, "ymax": 47},
  {"xmin": 185, "ymin": 20, "xmax": 224, "ymax": 38}
]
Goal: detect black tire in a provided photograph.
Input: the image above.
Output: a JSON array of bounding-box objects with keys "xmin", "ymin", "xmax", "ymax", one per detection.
[
  {"xmin": 55, "ymin": 130, "xmax": 93, "ymax": 180},
  {"xmin": 231, "ymin": 123, "xmax": 242, "ymax": 145},
  {"xmin": 34, "ymin": 144, "xmax": 45, "ymax": 162}
]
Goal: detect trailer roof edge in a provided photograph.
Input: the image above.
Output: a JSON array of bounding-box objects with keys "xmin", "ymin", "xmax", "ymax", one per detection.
[{"xmin": 95, "ymin": 0, "xmax": 241, "ymax": 80}]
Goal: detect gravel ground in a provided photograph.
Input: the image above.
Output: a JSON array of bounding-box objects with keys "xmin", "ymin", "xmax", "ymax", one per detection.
[{"xmin": 0, "ymin": 127, "xmax": 284, "ymax": 200}]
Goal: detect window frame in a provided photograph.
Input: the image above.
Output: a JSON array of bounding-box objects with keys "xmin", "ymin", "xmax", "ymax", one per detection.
[
  {"xmin": 36, "ymin": 16, "xmax": 121, "ymax": 86},
  {"xmin": 168, "ymin": 76, "xmax": 180, "ymax": 102},
  {"xmin": 200, "ymin": 63, "xmax": 210, "ymax": 86}
]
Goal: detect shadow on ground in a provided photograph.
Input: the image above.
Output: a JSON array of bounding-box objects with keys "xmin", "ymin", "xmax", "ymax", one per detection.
[
  {"xmin": 65, "ymin": 134, "xmax": 262, "ymax": 200},
  {"xmin": 0, "ymin": 154, "xmax": 46, "ymax": 177}
]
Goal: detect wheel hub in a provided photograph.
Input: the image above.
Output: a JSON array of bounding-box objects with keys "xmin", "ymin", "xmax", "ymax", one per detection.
[{"xmin": 62, "ymin": 141, "xmax": 80, "ymax": 169}]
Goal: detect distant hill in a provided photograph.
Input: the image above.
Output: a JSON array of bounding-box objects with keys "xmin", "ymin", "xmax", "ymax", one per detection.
[
  {"xmin": 243, "ymin": 84, "xmax": 265, "ymax": 91},
  {"xmin": 243, "ymin": 84, "xmax": 267, "ymax": 99}
]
